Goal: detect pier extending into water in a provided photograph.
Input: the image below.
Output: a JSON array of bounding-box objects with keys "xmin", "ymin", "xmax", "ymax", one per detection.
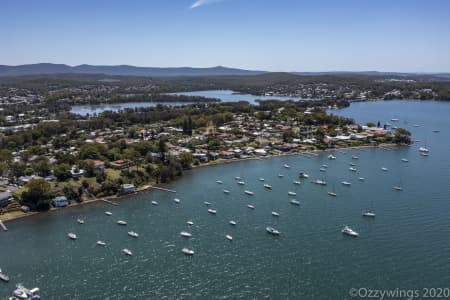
[
  {"xmin": 151, "ymin": 186, "xmax": 177, "ymax": 193},
  {"xmin": 0, "ymin": 220, "xmax": 7, "ymax": 231},
  {"xmin": 101, "ymin": 199, "xmax": 119, "ymax": 206}
]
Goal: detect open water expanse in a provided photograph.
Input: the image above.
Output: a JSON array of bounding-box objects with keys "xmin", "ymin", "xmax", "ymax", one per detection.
[{"xmin": 2, "ymin": 100, "xmax": 450, "ymax": 299}]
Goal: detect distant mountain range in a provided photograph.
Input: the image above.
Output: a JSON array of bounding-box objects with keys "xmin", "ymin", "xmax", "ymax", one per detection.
[
  {"xmin": 0, "ymin": 63, "xmax": 266, "ymax": 77},
  {"xmin": 0, "ymin": 63, "xmax": 449, "ymax": 78}
]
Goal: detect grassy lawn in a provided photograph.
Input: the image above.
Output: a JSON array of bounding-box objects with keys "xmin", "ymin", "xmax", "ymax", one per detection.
[
  {"xmin": 105, "ymin": 168, "xmax": 121, "ymax": 180},
  {"xmin": 0, "ymin": 209, "xmax": 27, "ymax": 222}
]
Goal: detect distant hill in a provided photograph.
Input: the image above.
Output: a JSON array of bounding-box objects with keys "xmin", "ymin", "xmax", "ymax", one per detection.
[{"xmin": 0, "ymin": 63, "xmax": 266, "ymax": 77}]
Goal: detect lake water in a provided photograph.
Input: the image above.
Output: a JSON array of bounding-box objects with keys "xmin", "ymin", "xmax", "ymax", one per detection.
[
  {"xmin": 2, "ymin": 100, "xmax": 450, "ymax": 299},
  {"xmin": 71, "ymin": 90, "xmax": 303, "ymax": 116},
  {"xmin": 70, "ymin": 102, "xmax": 196, "ymax": 116},
  {"xmin": 170, "ymin": 90, "xmax": 303, "ymax": 105}
]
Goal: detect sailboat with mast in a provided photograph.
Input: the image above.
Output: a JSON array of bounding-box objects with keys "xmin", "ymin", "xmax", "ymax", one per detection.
[{"xmin": 362, "ymin": 198, "xmax": 376, "ymax": 218}]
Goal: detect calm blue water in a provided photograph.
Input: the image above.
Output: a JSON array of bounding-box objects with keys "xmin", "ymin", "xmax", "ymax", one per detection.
[
  {"xmin": 169, "ymin": 90, "xmax": 303, "ymax": 104},
  {"xmin": 2, "ymin": 100, "xmax": 450, "ymax": 299},
  {"xmin": 71, "ymin": 90, "xmax": 303, "ymax": 116},
  {"xmin": 70, "ymin": 102, "xmax": 196, "ymax": 116}
]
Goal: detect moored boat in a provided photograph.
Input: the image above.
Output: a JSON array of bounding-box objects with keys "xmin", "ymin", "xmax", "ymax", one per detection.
[
  {"xmin": 288, "ymin": 191, "xmax": 297, "ymax": 196},
  {"xmin": 244, "ymin": 190, "xmax": 254, "ymax": 196},
  {"xmin": 226, "ymin": 235, "xmax": 233, "ymax": 241},
  {"xmin": 229, "ymin": 220, "xmax": 237, "ymax": 225},
  {"xmin": 247, "ymin": 204, "xmax": 255, "ymax": 209},
  {"xmin": 96, "ymin": 240, "xmax": 106, "ymax": 246},
  {"xmin": 266, "ymin": 226, "xmax": 281, "ymax": 235},
  {"xmin": 173, "ymin": 198, "xmax": 180, "ymax": 204},
  {"xmin": 180, "ymin": 231, "xmax": 192, "ymax": 238},
  {"xmin": 117, "ymin": 220, "xmax": 127, "ymax": 225},
  {"xmin": 182, "ymin": 248, "xmax": 194, "ymax": 255},
  {"xmin": 105, "ymin": 211, "xmax": 112, "ymax": 216},
  {"xmin": 263, "ymin": 184, "xmax": 272, "ymax": 189},
  {"xmin": 0, "ymin": 268, "xmax": 10, "ymax": 282},
  {"xmin": 208, "ymin": 208, "xmax": 217, "ymax": 214},
  {"xmin": 67, "ymin": 233, "xmax": 77, "ymax": 240},
  {"xmin": 271, "ymin": 211, "xmax": 280, "ymax": 217},
  {"xmin": 128, "ymin": 231, "xmax": 139, "ymax": 238},
  {"xmin": 362, "ymin": 211, "xmax": 376, "ymax": 218},
  {"xmin": 342, "ymin": 225, "xmax": 359, "ymax": 237},
  {"xmin": 290, "ymin": 199, "xmax": 301, "ymax": 206},
  {"xmin": 122, "ymin": 248, "xmax": 132, "ymax": 256}
]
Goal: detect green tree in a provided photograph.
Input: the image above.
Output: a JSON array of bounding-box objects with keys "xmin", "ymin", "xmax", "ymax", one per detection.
[
  {"xmin": 21, "ymin": 179, "xmax": 52, "ymax": 211},
  {"xmin": 54, "ymin": 163, "xmax": 71, "ymax": 181},
  {"xmin": 179, "ymin": 152, "xmax": 193, "ymax": 169}
]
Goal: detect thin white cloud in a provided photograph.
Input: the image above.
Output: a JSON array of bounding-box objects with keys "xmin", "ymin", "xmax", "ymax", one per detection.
[{"xmin": 190, "ymin": 0, "xmax": 225, "ymax": 9}]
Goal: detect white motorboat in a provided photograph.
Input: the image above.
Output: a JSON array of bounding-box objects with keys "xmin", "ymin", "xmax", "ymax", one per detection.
[
  {"xmin": 216, "ymin": 180, "xmax": 223, "ymax": 184},
  {"xmin": 151, "ymin": 201, "xmax": 158, "ymax": 205},
  {"xmin": 358, "ymin": 177, "xmax": 365, "ymax": 181},
  {"xmin": 67, "ymin": 233, "xmax": 77, "ymax": 240},
  {"xmin": 128, "ymin": 231, "xmax": 139, "ymax": 238},
  {"xmin": 105, "ymin": 211, "xmax": 112, "ymax": 216},
  {"xmin": 319, "ymin": 167, "xmax": 327, "ymax": 172},
  {"xmin": 182, "ymin": 248, "xmax": 194, "ymax": 255},
  {"xmin": 122, "ymin": 248, "xmax": 132, "ymax": 256},
  {"xmin": 0, "ymin": 268, "xmax": 10, "ymax": 282},
  {"xmin": 266, "ymin": 226, "xmax": 281, "ymax": 235},
  {"xmin": 263, "ymin": 184, "xmax": 272, "ymax": 189},
  {"xmin": 259, "ymin": 178, "xmax": 265, "ymax": 181},
  {"xmin": 420, "ymin": 152, "xmax": 429, "ymax": 156},
  {"xmin": 393, "ymin": 186, "xmax": 403, "ymax": 191},
  {"xmin": 278, "ymin": 173, "xmax": 284, "ymax": 177},
  {"xmin": 352, "ymin": 155, "xmax": 359, "ymax": 160},
  {"xmin": 362, "ymin": 211, "xmax": 376, "ymax": 218},
  {"xmin": 237, "ymin": 181, "xmax": 246, "ymax": 185},
  {"xmin": 229, "ymin": 220, "xmax": 237, "ymax": 225},
  {"xmin": 208, "ymin": 208, "xmax": 217, "ymax": 214},
  {"xmin": 204, "ymin": 201, "xmax": 211, "ymax": 206},
  {"xmin": 173, "ymin": 198, "xmax": 180, "ymax": 204},
  {"xmin": 284, "ymin": 164, "xmax": 291, "ymax": 168},
  {"xmin": 290, "ymin": 199, "xmax": 301, "ymax": 206},
  {"xmin": 180, "ymin": 231, "xmax": 192, "ymax": 238},
  {"xmin": 322, "ymin": 164, "xmax": 328, "ymax": 168},
  {"xmin": 223, "ymin": 189, "xmax": 230, "ymax": 194},
  {"xmin": 313, "ymin": 179, "xmax": 327, "ymax": 185},
  {"xmin": 13, "ymin": 285, "xmax": 40, "ymax": 300},
  {"xmin": 96, "ymin": 240, "xmax": 106, "ymax": 246},
  {"xmin": 288, "ymin": 191, "xmax": 297, "ymax": 196},
  {"xmin": 186, "ymin": 220, "xmax": 194, "ymax": 226},
  {"xmin": 349, "ymin": 167, "xmax": 357, "ymax": 172},
  {"xmin": 234, "ymin": 176, "xmax": 242, "ymax": 180},
  {"xmin": 419, "ymin": 147, "xmax": 429, "ymax": 153},
  {"xmin": 341, "ymin": 226, "xmax": 359, "ymax": 237},
  {"xmin": 341, "ymin": 181, "xmax": 351, "ymax": 186},
  {"xmin": 77, "ymin": 219, "xmax": 84, "ymax": 224},
  {"xmin": 244, "ymin": 190, "xmax": 254, "ymax": 196},
  {"xmin": 401, "ymin": 158, "xmax": 409, "ymax": 162},
  {"xmin": 226, "ymin": 235, "xmax": 233, "ymax": 241},
  {"xmin": 299, "ymin": 172, "xmax": 309, "ymax": 178},
  {"xmin": 349, "ymin": 162, "xmax": 356, "ymax": 166},
  {"xmin": 247, "ymin": 204, "xmax": 255, "ymax": 209},
  {"xmin": 271, "ymin": 211, "xmax": 280, "ymax": 217},
  {"xmin": 328, "ymin": 154, "xmax": 336, "ymax": 160},
  {"xmin": 117, "ymin": 220, "xmax": 127, "ymax": 225},
  {"xmin": 381, "ymin": 167, "xmax": 388, "ymax": 171},
  {"xmin": 293, "ymin": 180, "xmax": 301, "ymax": 185},
  {"xmin": 328, "ymin": 192, "xmax": 337, "ymax": 197}
]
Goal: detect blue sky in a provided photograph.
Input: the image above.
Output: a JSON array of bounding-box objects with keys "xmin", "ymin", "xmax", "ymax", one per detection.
[{"xmin": 1, "ymin": 0, "xmax": 449, "ymax": 72}]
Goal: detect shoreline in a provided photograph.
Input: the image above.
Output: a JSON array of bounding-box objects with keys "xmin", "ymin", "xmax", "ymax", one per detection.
[{"xmin": 0, "ymin": 143, "xmax": 404, "ymax": 224}]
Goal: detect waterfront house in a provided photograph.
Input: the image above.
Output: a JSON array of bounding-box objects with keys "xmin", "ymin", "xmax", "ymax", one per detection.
[
  {"xmin": 110, "ymin": 159, "xmax": 134, "ymax": 169},
  {"xmin": 70, "ymin": 166, "xmax": 85, "ymax": 179},
  {"xmin": 91, "ymin": 160, "xmax": 106, "ymax": 170},
  {"xmin": 122, "ymin": 184, "xmax": 136, "ymax": 194},
  {"xmin": 52, "ymin": 196, "xmax": 68, "ymax": 207}
]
